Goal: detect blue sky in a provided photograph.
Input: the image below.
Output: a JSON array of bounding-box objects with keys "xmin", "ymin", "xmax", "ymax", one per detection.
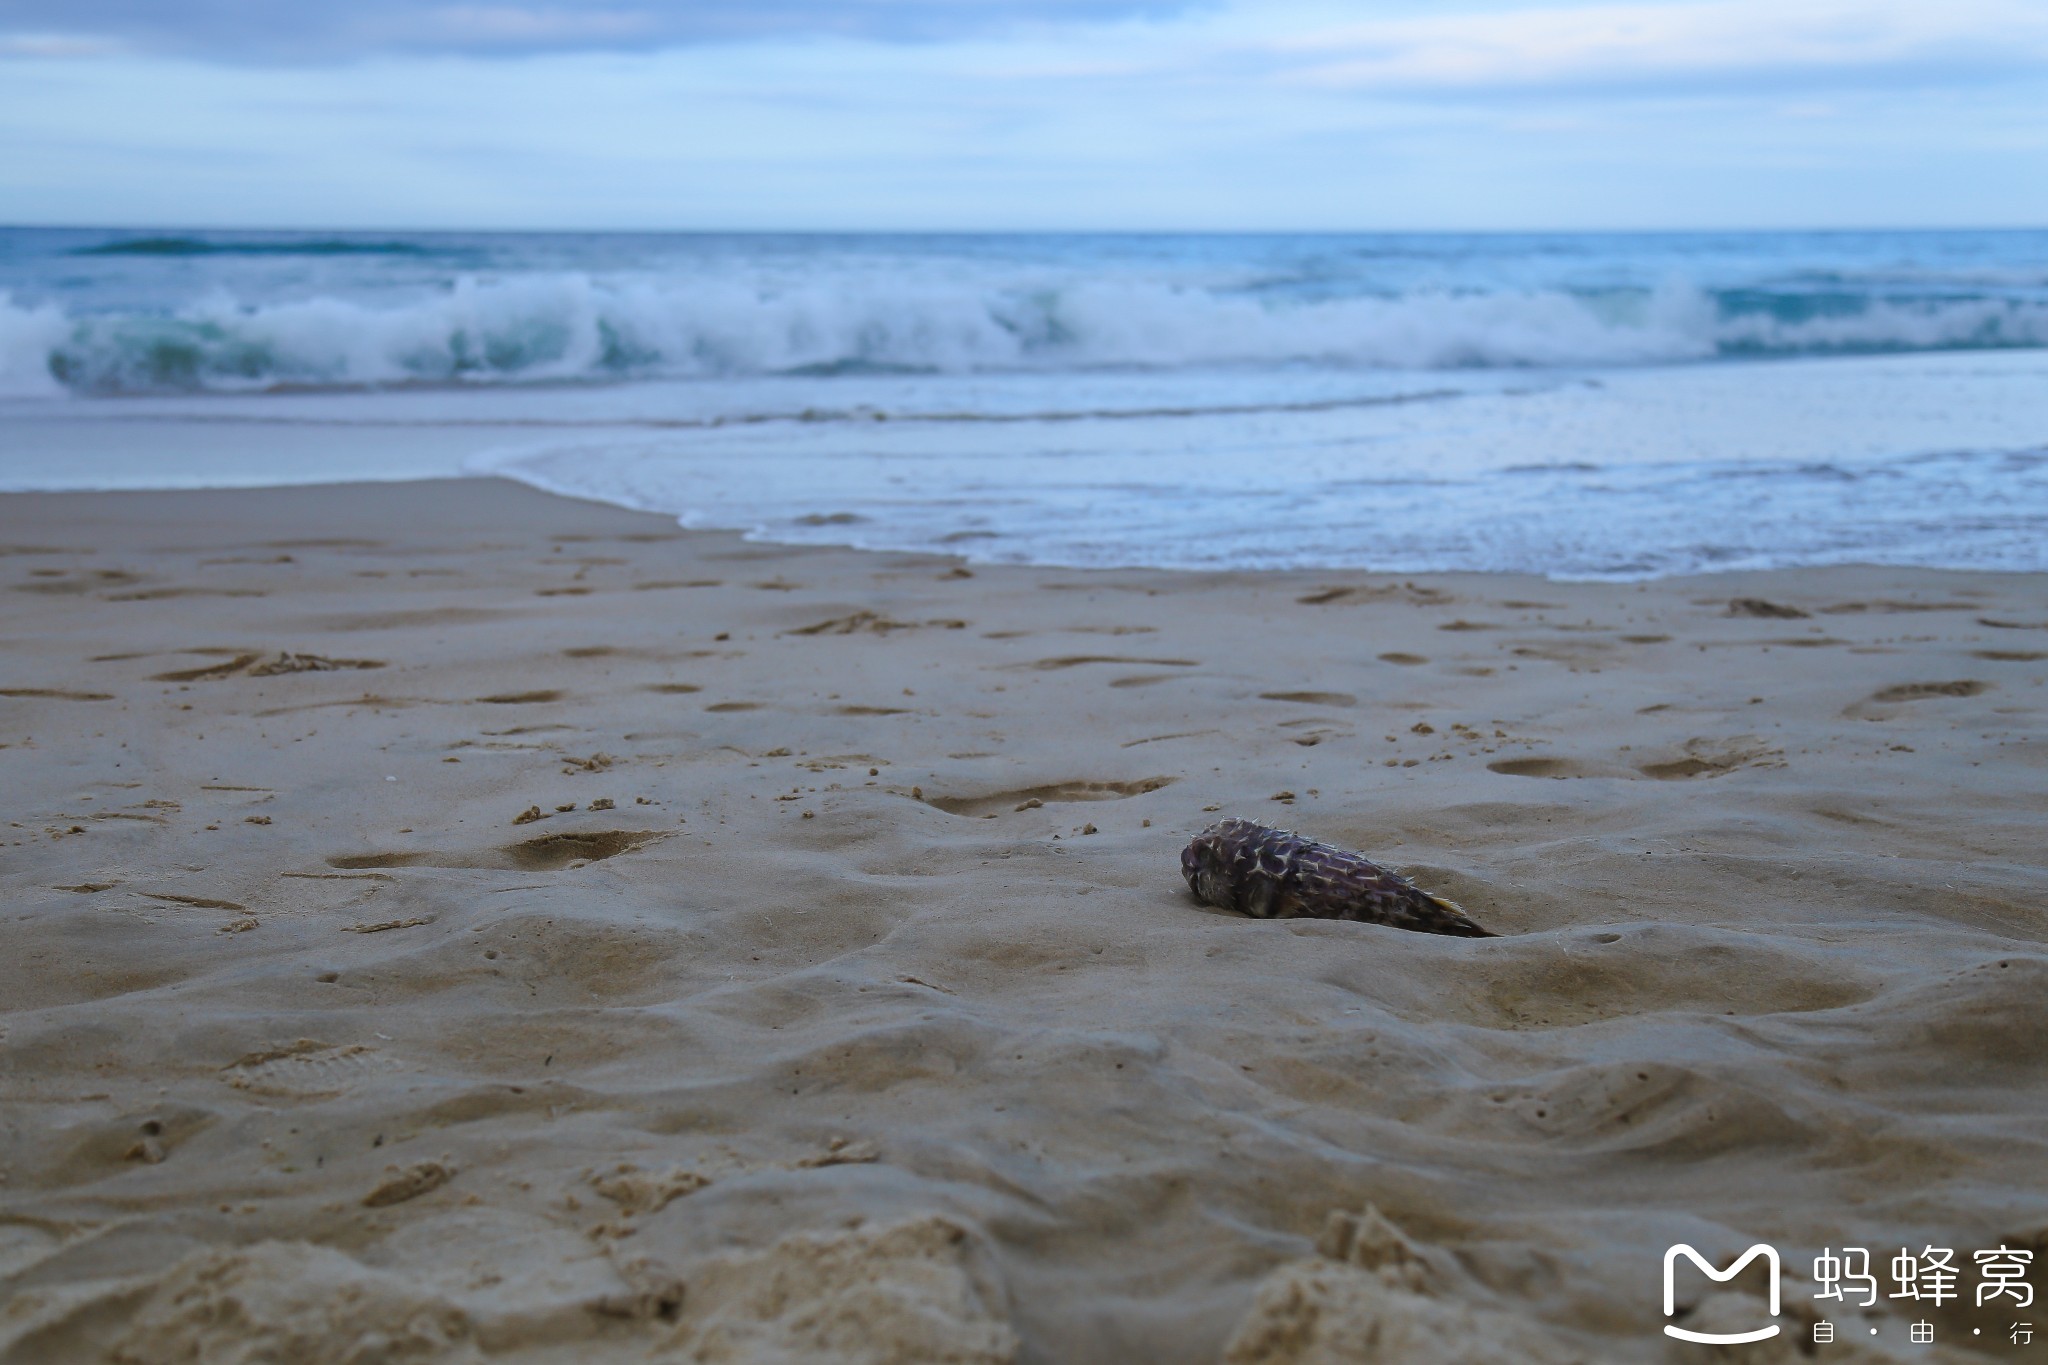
[{"xmin": 2, "ymin": 0, "xmax": 2045, "ymax": 230}]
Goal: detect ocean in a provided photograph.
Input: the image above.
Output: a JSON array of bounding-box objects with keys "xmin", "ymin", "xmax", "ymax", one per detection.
[{"xmin": 3, "ymin": 226, "xmax": 2045, "ymax": 579}]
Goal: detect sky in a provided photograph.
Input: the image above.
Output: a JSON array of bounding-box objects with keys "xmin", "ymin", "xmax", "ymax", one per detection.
[{"xmin": 1, "ymin": 0, "xmax": 2045, "ymax": 230}]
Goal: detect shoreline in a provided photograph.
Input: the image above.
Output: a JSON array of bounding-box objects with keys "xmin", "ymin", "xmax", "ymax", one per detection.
[
  {"xmin": 10, "ymin": 338, "xmax": 2048, "ymax": 584},
  {"xmin": 3, "ymin": 477, "xmax": 2044, "ymax": 1362},
  {"xmin": 12, "ymin": 465, "xmax": 2048, "ymax": 588}
]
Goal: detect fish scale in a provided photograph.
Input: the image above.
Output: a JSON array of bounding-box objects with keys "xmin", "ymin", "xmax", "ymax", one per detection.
[{"xmin": 1180, "ymin": 817, "xmax": 1496, "ymax": 938}]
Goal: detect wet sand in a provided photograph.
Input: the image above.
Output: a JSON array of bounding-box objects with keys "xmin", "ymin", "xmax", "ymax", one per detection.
[{"xmin": 1, "ymin": 478, "xmax": 2044, "ymax": 1363}]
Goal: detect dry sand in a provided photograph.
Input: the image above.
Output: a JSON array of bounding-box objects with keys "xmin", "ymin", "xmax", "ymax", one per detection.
[{"xmin": 1, "ymin": 478, "xmax": 2044, "ymax": 1363}]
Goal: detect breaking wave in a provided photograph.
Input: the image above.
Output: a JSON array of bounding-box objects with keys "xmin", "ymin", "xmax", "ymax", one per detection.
[{"xmin": 6, "ymin": 271, "xmax": 2048, "ymax": 397}]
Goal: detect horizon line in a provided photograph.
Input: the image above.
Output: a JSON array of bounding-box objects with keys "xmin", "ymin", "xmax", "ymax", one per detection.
[{"xmin": 8, "ymin": 221, "xmax": 2048, "ymax": 237}]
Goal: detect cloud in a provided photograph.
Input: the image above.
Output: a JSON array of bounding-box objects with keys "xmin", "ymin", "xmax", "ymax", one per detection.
[
  {"xmin": 3, "ymin": 0, "xmax": 2044, "ymax": 231},
  {"xmin": 1262, "ymin": 0, "xmax": 2048, "ymax": 94},
  {"xmin": 9, "ymin": 0, "xmax": 2046, "ymax": 99},
  {"xmin": 0, "ymin": 0, "xmax": 1198, "ymax": 61},
  {"xmin": 0, "ymin": 31, "xmax": 121, "ymax": 56}
]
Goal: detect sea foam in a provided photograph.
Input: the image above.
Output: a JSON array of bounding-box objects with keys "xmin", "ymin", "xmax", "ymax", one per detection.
[
  {"xmin": 0, "ymin": 294, "xmax": 69, "ymax": 398},
  {"xmin": 12, "ymin": 271, "xmax": 2048, "ymax": 395}
]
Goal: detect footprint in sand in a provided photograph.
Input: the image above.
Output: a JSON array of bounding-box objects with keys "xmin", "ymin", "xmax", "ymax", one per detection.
[
  {"xmin": 1377, "ymin": 653, "xmax": 1428, "ymax": 666},
  {"xmin": 1279, "ymin": 720, "xmax": 1349, "ymax": 747},
  {"xmin": 224, "ymin": 1042, "xmax": 403, "ymax": 1099},
  {"xmin": 497, "ymin": 829, "xmax": 667, "ymax": 870},
  {"xmin": 788, "ymin": 612, "xmax": 966, "ymax": 635},
  {"xmin": 1636, "ymin": 737, "xmax": 1784, "ymax": 779},
  {"xmin": 1260, "ymin": 690, "xmax": 1357, "ymax": 707},
  {"xmin": 1871, "ymin": 680, "xmax": 1990, "ymax": 702},
  {"xmin": 151, "ymin": 653, "xmax": 264, "ymax": 682},
  {"xmin": 1637, "ymin": 756, "xmax": 1729, "ymax": 779},
  {"xmin": 1725, "ymin": 597, "xmax": 1809, "ymax": 619},
  {"xmin": 152, "ymin": 652, "xmax": 384, "ymax": 682},
  {"xmin": 108, "ymin": 586, "xmax": 268, "ymax": 602},
  {"xmin": 1012, "ymin": 655, "xmax": 1198, "ymax": 671},
  {"xmin": 923, "ymin": 777, "xmax": 1176, "ymax": 818},
  {"xmin": 788, "ymin": 612, "xmax": 916, "ymax": 635},
  {"xmin": 327, "ymin": 828, "xmax": 666, "ymax": 872},
  {"xmin": 1486, "ymin": 757, "xmax": 1588, "ymax": 779},
  {"xmin": 0, "ymin": 687, "xmax": 115, "ymax": 701},
  {"xmin": 1296, "ymin": 582, "xmax": 1452, "ymax": 606},
  {"xmin": 1513, "ymin": 634, "xmax": 1620, "ymax": 662},
  {"xmin": 1843, "ymin": 679, "xmax": 1991, "ymax": 718}
]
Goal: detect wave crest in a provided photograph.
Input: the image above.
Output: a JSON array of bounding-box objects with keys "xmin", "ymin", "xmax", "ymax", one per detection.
[{"xmin": 9, "ymin": 272, "xmax": 2048, "ymax": 395}]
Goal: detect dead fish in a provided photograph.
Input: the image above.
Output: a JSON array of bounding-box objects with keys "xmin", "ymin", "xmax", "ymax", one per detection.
[{"xmin": 1181, "ymin": 817, "xmax": 1495, "ymax": 937}]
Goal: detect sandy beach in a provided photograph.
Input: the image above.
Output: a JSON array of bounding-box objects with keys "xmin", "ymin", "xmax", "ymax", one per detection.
[{"xmin": 2, "ymin": 476, "xmax": 2044, "ymax": 1363}]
